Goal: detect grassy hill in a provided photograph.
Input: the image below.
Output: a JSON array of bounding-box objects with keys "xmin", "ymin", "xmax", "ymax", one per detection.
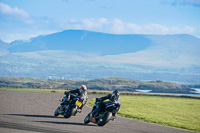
[{"xmin": 0, "ymin": 77, "xmax": 199, "ymax": 94}]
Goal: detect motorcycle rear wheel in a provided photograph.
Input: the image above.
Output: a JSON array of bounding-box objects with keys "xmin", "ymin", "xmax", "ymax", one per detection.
[
  {"xmin": 63, "ymin": 106, "xmax": 77, "ymax": 118},
  {"xmin": 63, "ymin": 108, "xmax": 73, "ymax": 118}
]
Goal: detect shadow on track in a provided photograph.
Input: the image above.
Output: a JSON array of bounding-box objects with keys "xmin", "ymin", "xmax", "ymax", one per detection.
[
  {"xmin": 5, "ymin": 114, "xmax": 96, "ymax": 127},
  {"xmin": 35, "ymin": 121, "xmax": 96, "ymax": 126},
  {"xmin": 6, "ymin": 114, "xmax": 58, "ymax": 118},
  {"xmin": 0, "ymin": 120, "xmax": 78, "ymax": 133}
]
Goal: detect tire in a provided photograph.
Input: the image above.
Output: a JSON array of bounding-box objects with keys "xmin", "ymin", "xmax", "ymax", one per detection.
[
  {"xmin": 63, "ymin": 108, "xmax": 73, "ymax": 118},
  {"xmin": 54, "ymin": 107, "xmax": 59, "ymax": 117},
  {"xmin": 71, "ymin": 107, "xmax": 77, "ymax": 116},
  {"xmin": 63, "ymin": 105, "xmax": 77, "ymax": 118},
  {"xmin": 84, "ymin": 113, "xmax": 91, "ymax": 124},
  {"xmin": 97, "ymin": 112, "xmax": 112, "ymax": 126}
]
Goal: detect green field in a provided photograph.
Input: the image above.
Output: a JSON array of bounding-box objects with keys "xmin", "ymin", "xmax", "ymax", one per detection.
[
  {"xmin": 1, "ymin": 88, "xmax": 200, "ymax": 132},
  {"xmin": 88, "ymin": 95, "xmax": 200, "ymax": 132}
]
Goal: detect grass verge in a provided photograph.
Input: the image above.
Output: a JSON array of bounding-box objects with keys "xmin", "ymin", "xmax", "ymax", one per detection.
[{"xmin": 87, "ymin": 95, "xmax": 200, "ymax": 132}]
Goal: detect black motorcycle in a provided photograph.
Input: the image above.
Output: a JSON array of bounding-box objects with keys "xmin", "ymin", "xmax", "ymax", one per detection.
[
  {"xmin": 84, "ymin": 99, "xmax": 120, "ymax": 126},
  {"xmin": 54, "ymin": 94, "xmax": 83, "ymax": 118}
]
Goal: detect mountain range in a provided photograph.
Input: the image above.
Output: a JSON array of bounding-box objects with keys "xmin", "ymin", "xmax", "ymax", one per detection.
[
  {"xmin": 0, "ymin": 30, "xmax": 200, "ymax": 84},
  {"xmin": 8, "ymin": 30, "xmax": 151, "ymax": 55}
]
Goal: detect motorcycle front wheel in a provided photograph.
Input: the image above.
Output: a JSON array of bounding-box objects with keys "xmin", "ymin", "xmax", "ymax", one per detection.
[
  {"xmin": 84, "ymin": 113, "xmax": 91, "ymax": 124},
  {"xmin": 54, "ymin": 107, "xmax": 59, "ymax": 116},
  {"xmin": 97, "ymin": 111, "xmax": 112, "ymax": 126}
]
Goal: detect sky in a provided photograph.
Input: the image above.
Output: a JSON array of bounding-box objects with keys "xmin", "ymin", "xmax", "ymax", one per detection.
[{"xmin": 0, "ymin": 0, "xmax": 200, "ymax": 43}]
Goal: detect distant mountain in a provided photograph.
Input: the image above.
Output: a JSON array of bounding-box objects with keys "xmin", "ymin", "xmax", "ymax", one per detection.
[
  {"xmin": 101, "ymin": 34, "xmax": 200, "ymax": 67},
  {"xmin": 8, "ymin": 30, "xmax": 151, "ymax": 55},
  {"xmin": 6, "ymin": 30, "xmax": 200, "ymax": 67},
  {"xmin": 0, "ymin": 30, "xmax": 200, "ymax": 84},
  {"xmin": 0, "ymin": 39, "xmax": 9, "ymax": 55}
]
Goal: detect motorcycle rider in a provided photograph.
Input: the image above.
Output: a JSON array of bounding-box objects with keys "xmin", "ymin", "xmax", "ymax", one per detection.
[
  {"xmin": 93, "ymin": 90, "xmax": 121, "ymax": 120},
  {"xmin": 60, "ymin": 85, "xmax": 88, "ymax": 112}
]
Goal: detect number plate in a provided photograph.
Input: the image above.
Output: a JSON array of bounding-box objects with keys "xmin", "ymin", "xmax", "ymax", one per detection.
[{"xmin": 75, "ymin": 100, "xmax": 82, "ymax": 107}]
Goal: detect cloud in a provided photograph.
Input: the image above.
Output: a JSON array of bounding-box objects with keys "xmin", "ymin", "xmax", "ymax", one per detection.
[
  {"xmin": 111, "ymin": 19, "xmax": 126, "ymax": 33},
  {"xmin": 0, "ymin": 3, "xmax": 61, "ymax": 42},
  {"xmin": 162, "ymin": 0, "xmax": 200, "ymax": 7},
  {"xmin": 1, "ymin": 11, "xmax": 199, "ymax": 43},
  {"xmin": 0, "ymin": 2, "xmax": 30, "ymax": 20},
  {"xmin": 59, "ymin": 18, "xmax": 199, "ymax": 37},
  {"xmin": 60, "ymin": 18, "xmax": 109, "ymax": 31},
  {"xmin": 82, "ymin": 18, "xmax": 108, "ymax": 29}
]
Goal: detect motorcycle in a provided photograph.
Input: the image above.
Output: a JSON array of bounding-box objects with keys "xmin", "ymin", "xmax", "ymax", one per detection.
[
  {"xmin": 54, "ymin": 94, "xmax": 83, "ymax": 118},
  {"xmin": 84, "ymin": 99, "xmax": 120, "ymax": 126}
]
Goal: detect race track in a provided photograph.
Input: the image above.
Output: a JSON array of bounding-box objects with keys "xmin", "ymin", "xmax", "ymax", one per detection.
[{"xmin": 0, "ymin": 90, "xmax": 196, "ymax": 133}]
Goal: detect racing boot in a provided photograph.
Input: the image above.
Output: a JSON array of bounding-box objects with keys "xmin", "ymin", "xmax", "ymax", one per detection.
[
  {"xmin": 111, "ymin": 113, "xmax": 116, "ymax": 121},
  {"xmin": 92, "ymin": 107, "xmax": 100, "ymax": 117},
  {"xmin": 77, "ymin": 109, "xmax": 82, "ymax": 113}
]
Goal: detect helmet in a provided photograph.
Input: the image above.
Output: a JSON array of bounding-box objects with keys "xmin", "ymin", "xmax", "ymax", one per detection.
[
  {"xmin": 112, "ymin": 90, "xmax": 119, "ymax": 96},
  {"xmin": 80, "ymin": 85, "xmax": 87, "ymax": 92},
  {"xmin": 110, "ymin": 90, "xmax": 120, "ymax": 102}
]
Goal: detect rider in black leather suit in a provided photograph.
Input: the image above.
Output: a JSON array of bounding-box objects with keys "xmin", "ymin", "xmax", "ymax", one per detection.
[{"xmin": 93, "ymin": 90, "xmax": 121, "ymax": 118}]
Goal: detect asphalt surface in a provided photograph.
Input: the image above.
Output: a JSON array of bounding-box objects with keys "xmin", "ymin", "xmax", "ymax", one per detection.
[{"xmin": 0, "ymin": 90, "xmax": 196, "ymax": 133}]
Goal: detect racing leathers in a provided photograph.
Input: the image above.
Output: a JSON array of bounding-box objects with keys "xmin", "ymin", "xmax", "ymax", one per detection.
[
  {"xmin": 61, "ymin": 86, "xmax": 88, "ymax": 110},
  {"xmin": 93, "ymin": 90, "xmax": 121, "ymax": 117}
]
